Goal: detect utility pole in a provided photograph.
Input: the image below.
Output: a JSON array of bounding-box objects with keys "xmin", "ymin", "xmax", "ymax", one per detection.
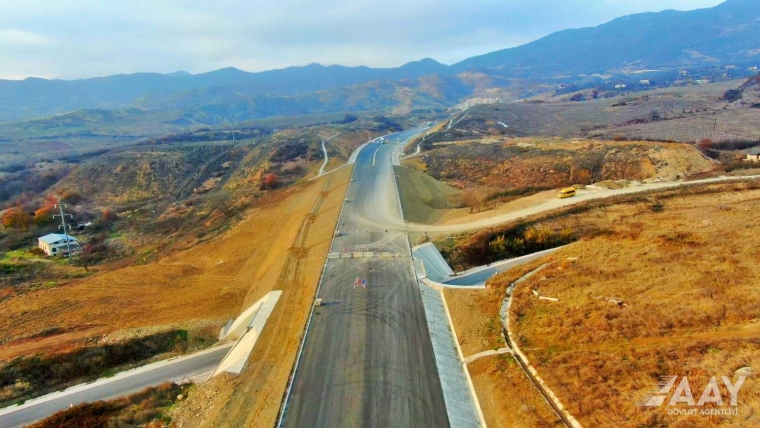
[{"xmin": 53, "ymin": 201, "xmax": 74, "ymax": 263}]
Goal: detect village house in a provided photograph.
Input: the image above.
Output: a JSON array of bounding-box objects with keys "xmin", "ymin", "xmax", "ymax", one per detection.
[
  {"xmin": 746, "ymin": 147, "xmax": 760, "ymax": 162},
  {"xmin": 38, "ymin": 233, "xmax": 79, "ymax": 257}
]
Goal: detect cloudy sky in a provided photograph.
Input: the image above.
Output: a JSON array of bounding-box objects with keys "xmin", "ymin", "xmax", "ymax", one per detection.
[{"xmin": 0, "ymin": 0, "xmax": 724, "ymax": 80}]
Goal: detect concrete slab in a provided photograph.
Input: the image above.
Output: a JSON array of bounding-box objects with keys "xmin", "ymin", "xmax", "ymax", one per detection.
[
  {"xmin": 413, "ymin": 243, "xmax": 454, "ymax": 282},
  {"xmin": 381, "ymin": 252, "xmax": 393, "ymax": 258},
  {"xmin": 213, "ymin": 290, "xmax": 283, "ymax": 376},
  {"xmin": 418, "ymin": 283, "xmax": 481, "ymax": 428},
  {"xmin": 328, "ymin": 252, "xmax": 340, "ymax": 259},
  {"xmin": 363, "ymin": 252, "xmax": 375, "ymax": 258},
  {"xmin": 352, "ymin": 252, "xmax": 364, "ymax": 258},
  {"xmin": 340, "ymin": 252, "xmax": 352, "ymax": 259}
]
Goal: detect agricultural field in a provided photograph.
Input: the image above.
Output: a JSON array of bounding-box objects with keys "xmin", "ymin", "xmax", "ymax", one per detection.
[{"xmin": 423, "ymin": 77, "xmax": 760, "ymax": 147}]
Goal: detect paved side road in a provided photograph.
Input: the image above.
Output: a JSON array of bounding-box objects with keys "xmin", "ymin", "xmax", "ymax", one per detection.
[{"xmin": 0, "ymin": 344, "xmax": 233, "ymax": 428}]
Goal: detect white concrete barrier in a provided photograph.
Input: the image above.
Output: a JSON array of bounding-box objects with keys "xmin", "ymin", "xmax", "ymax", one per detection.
[{"xmin": 213, "ymin": 290, "xmax": 283, "ymax": 377}]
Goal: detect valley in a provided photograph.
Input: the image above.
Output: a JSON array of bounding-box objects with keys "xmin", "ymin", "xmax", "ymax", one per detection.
[{"xmin": 2, "ymin": 1, "xmax": 760, "ymax": 427}]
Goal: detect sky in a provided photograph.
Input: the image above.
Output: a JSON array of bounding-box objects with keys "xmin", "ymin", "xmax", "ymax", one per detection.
[{"xmin": 0, "ymin": 0, "xmax": 725, "ymax": 80}]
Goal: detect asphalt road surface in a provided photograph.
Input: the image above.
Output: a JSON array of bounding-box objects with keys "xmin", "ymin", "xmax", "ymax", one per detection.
[
  {"xmin": 0, "ymin": 344, "xmax": 232, "ymax": 428},
  {"xmin": 282, "ymin": 130, "xmax": 450, "ymax": 427}
]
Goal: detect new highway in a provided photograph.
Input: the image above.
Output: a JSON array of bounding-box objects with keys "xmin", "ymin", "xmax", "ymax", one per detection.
[{"xmin": 281, "ymin": 129, "xmax": 450, "ymax": 427}]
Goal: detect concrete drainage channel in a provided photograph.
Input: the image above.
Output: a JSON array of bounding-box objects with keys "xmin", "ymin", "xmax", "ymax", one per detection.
[
  {"xmin": 500, "ymin": 264, "xmax": 582, "ymax": 428},
  {"xmin": 417, "ymin": 281, "xmax": 485, "ymax": 428}
]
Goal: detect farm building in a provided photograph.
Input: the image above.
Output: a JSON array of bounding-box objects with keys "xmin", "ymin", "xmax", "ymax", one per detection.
[
  {"xmin": 746, "ymin": 148, "xmax": 760, "ymax": 162},
  {"xmin": 38, "ymin": 233, "xmax": 79, "ymax": 257}
]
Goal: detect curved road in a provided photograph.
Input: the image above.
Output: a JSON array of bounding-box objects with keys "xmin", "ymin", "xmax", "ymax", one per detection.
[
  {"xmin": 405, "ymin": 175, "xmax": 760, "ymax": 234},
  {"xmin": 0, "ymin": 344, "xmax": 232, "ymax": 428}
]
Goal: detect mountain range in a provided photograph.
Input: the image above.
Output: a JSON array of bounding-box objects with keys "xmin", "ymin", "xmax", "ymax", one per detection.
[{"xmin": 0, "ymin": 0, "xmax": 757, "ymax": 124}]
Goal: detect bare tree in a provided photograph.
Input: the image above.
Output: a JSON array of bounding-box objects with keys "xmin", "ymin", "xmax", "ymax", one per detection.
[{"xmin": 574, "ymin": 151, "xmax": 606, "ymax": 183}]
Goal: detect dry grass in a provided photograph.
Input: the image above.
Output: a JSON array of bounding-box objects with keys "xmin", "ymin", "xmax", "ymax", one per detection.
[
  {"xmin": 412, "ymin": 138, "xmax": 716, "ymax": 214},
  {"xmin": 0, "ymin": 170, "xmax": 348, "ymax": 362},
  {"xmin": 29, "ymin": 382, "xmax": 189, "ymax": 428},
  {"xmin": 445, "ymin": 259, "xmax": 565, "ymax": 427},
  {"xmin": 443, "ymin": 288, "xmax": 503, "ymax": 357},
  {"xmin": 504, "ymin": 185, "xmax": 760, "ymax": 426},
  {"xmin": 469, "ymin": 354, "xmax": 565, "ymax": 428}
]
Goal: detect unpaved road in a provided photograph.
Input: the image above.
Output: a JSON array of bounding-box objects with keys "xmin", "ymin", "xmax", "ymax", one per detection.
[{"xmin": 405, "ymin": 175, "xmax": 760, "ymax": 233}]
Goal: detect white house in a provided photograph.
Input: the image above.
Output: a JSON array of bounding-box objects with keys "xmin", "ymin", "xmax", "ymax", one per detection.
[
  {"xmin": 746, "ymin": 148, "xmax": 760, "ymax": 162},
  {"xmin": 38, "ymin": 233, "xmax": 79, "ymax": 257}
]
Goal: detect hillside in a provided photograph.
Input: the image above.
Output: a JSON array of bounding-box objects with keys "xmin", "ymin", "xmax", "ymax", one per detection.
[
  {"xmin": 403, "ymin": 138, "xmax": 717, "ymax": 214},
  {"xmin": 424, "ymin": 78, "xmax": 760, "ymax": 146},
  {"xmin": 436, "ymin": 180, "xmax": 760, "ymax": 426},
  {"xmin": 136, "ymin": 74, "xmax": 470, "ymax": 120},
  {"xmin": 454, "ymin": 0, "xmax": 760, "ymax": 77}
]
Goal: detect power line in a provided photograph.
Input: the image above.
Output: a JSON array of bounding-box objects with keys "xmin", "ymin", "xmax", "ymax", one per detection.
[{"xmin": 53, "ymin": 200, "xmax": 75, "ymax": 263}]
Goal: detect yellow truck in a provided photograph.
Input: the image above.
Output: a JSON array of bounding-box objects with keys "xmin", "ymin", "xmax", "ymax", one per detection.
[{"xmin": 558, "ymin": 187, "xmax": 577, "ymax": 199}]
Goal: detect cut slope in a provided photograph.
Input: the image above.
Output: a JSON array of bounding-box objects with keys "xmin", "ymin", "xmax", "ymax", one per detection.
[{"xmin": 394, "ymin": 164, "xmax": 468, "ymax": 223}]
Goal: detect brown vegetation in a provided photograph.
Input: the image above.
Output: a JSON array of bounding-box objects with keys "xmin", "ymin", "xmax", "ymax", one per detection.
[
  {"xmin": 0, "ymin": 169, "xmax": 348, "ymax": 363},
  {"xmin": 499, "ymin": 183, "xmax": 760, "ymax": 426},
  {"xmin": 0, "ymin": 329, "xmax": 210, "ymax": 407},
  {"xmin": 30, "ymin": 382, "xmax": 189, "ymax": 428},
  {"xmin": 444, "ymin": 182, "xmax": 760, "ymax": 426},
  {"xmin": 409, "ymin": 138, "xmax": 715, "ymax": 213},
  {"xmin": 469, "ymin": 355, "xmax": 565, "ymax": 428},
  {"xmin": 444, "ymin": 259, "xmax": 566, "ymax": 427}
]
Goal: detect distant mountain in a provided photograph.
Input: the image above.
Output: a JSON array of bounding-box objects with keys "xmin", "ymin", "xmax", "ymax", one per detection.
[
  {"xmin": 165, "ymin": 71, "xmax": 193, "ymax": 77},
  {"xmin": 0, "ymin": 59, "xmax": 451, "ymax": 123},
  {"xmin": 1, "ymin": 0, "xmax": 758, "ymax": 125},
  {"xmin": 136, "ymin": 74, "xmax": 471, "ymax": 123},
  {"xmin": 453, "ymin": 0, "xmax": 760, "ymax": 76}
]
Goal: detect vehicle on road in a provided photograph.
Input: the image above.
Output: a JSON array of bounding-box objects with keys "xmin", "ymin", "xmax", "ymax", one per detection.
[{"xmin": 558, "ymin": 187, "xmax": 577, "ymax": 199}]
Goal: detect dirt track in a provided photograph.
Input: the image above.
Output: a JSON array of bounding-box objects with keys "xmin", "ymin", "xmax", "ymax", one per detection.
[{"xmin": 406, "ymin": 175, "xmax": 760, "ymax": 233}]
